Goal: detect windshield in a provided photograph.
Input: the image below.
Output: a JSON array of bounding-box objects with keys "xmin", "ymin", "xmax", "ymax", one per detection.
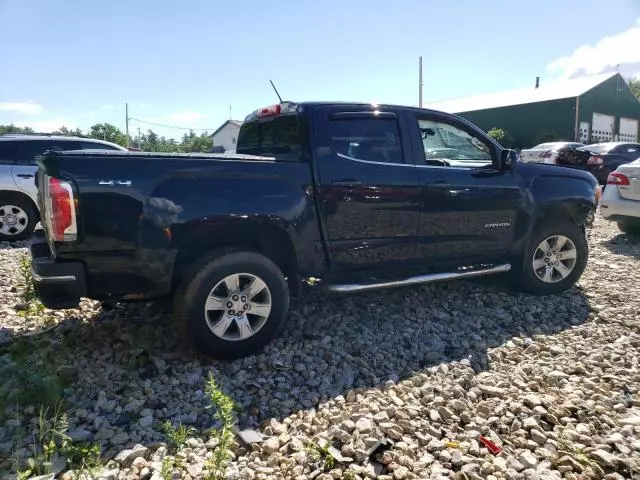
[{"xmin": 236, "ymin": 115, "xmax": 301, "ymax": 160}]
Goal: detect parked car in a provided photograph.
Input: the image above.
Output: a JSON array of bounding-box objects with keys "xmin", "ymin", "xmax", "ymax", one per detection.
[
  {"xmin": 0, "ymin": 134, "xmax": 127, "ymax": 241},
  {"xmin": 520, "ymin": 142, "xmax": 585, "ymax": 164},
  {"xmin": 556, "ymin": 142, "xmax": 640, "ymax": 185},
  {"xmin": 30, "ymin": 101, "xmax": 599, "ymax": 359},
  {"xmin": 600, "ymin": 159, "xmax": 640, "ymax": 233}
]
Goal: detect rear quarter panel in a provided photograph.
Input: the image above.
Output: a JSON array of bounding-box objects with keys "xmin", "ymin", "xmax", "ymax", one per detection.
[{"xmin": 42, "ymin": 153, "xmax": 324, "ymax": 297}]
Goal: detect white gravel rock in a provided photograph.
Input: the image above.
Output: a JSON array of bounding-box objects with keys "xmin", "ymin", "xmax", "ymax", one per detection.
[{"xmin": 1, "ymin": 219, "xmax": 639, "ymax": 479}]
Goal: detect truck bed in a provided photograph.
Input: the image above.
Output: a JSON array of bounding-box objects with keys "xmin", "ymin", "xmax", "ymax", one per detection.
[{"xmin": 35, "ymin": 149, "xmax": 325, "ymax": 299}]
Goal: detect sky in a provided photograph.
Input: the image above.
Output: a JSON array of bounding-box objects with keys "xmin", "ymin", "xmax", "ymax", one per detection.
[{"xmin": 1, "ymin": 0, "xmax": 639, "ymax": 140}]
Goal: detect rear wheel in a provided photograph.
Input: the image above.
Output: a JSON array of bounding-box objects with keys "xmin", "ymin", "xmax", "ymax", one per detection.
[
  {"xmin": 617, "ymin": 220, "xmax": 640, "ymax": 234},
  {"xmin": 0, "ymin": 195, "xmax": 36, "ymax": 242},
  {"xmin": 513, "ymin": 222, "xmax": 588, "ymax": 295},
  {"xmin": 174, "ymin": 251, "xmax": 290, "ymax": 359}
]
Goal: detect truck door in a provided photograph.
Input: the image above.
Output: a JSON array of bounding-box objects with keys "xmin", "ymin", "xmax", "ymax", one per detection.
[
  {"xmin": 405, "ymin": 110, "xmax": 523, "ymax": 266},
  {"xmin": 313, "ymin": 106, "xmax": 422, "ymax": 270}
]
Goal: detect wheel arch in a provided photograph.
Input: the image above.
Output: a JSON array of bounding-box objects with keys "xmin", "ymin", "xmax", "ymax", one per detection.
[
  {"xmin": 0, "ymin": 189, "xmax": 40, "ymax": 221},
  {"xmin": 171, "ymin": 218, "xmax": 299, "ymax": 295}
]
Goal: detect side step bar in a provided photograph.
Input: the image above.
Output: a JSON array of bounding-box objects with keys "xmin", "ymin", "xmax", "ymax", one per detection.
[{"xmin": 327, "ymin": 264, "xmax": 511, "ymax": 293}]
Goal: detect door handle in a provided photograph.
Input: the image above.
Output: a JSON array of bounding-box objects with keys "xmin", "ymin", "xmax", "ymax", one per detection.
[
  {"xmin": 427, "ymin": 180, "xmax": 450, "ymax": 188},
  {"xmin": 331, "ymin": 179, "xmax": 363, "ymax": 187},
  {"xmin": 17, "ymin": 174, "xmax": 34, "ymax": 179}
]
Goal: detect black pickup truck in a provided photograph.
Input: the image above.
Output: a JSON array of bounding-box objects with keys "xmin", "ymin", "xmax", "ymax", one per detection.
[{"xmin": 30, "ymin": 101, "xmax": 600, "ymax": 359}]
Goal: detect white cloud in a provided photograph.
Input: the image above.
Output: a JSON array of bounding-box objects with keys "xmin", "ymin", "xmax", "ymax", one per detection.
[
  {"xmin": 0, "ymin": 101, "xmax": 44, "ymax": 116},
  {"xmin": 11, "ymin": 117, "xmax": 78, "ymax": 132},
  {"xmin": 547, "ymin": 19, "xmax": 640, "ymax": 79},
  {"xmin": 154, "ymin": 110, "xmax": 204, "ymax": 125}
]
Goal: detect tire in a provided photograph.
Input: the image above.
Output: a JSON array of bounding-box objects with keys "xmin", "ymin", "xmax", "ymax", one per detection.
[
  {"xmin": 617, "ymin": 221, "xmax": 640, "ymax": 234},
  {"xmin": 173, "ymin": 251, "xmax": 290, "ymax": 360},
  {"xmin": 513, "ymin": 222, "xmax": 588, "ymax": 295},
  {"xmin": 0, "ymin": 194, "xmax": 37, "ymax": 242}
]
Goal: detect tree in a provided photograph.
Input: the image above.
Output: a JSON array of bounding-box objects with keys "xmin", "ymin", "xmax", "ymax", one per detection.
[
  {"xmin": 88, "ymin": 123, "xmax": 127, "ymax": 146},
  {"xmin": 487, "ymin": 127, "xmax": 514, "ymax": 147},
  {"xmin": 180, "ymin": 130, "xmax": 213, "ymax": 153},
  {"xmin": 628, "ymin": 77, "xmax": 640, "ymax": 100},
  {"xmin": 0, "ymin": 124, "xmax": 33, "ymax": 134},
  {"xmin": 54, "ymin": 126, "xmax": 84, "ymax": 137}
]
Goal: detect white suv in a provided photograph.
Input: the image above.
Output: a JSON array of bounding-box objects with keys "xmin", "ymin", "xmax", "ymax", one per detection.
[{"xmin": 0, "ymin": 134, "xmax": 127, "ymax": 241}]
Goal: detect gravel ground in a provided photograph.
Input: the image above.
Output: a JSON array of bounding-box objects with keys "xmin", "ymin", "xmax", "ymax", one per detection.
[{"xmin": 0, "ymin": 217, "xmax": 639, "ymax": 480}]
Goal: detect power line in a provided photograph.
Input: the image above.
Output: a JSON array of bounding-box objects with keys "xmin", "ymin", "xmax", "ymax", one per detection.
[{"xmin": 128, "ymin": 116, "xmax": 216, "ymax": 131}]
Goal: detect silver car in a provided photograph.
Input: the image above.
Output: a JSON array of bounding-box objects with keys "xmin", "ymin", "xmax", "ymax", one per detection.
[
  {"xmin": 0, "ymin": 134, "xmax": 126, "ymax": 241},
  {"xmin": 600, "ymin": 158, "xmax": 640, "ymax": 234}
]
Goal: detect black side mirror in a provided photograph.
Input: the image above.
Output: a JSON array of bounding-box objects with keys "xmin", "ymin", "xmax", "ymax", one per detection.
[{"xmin": 500, "ymin": 149, "xmax": 517, "ymax": 171}]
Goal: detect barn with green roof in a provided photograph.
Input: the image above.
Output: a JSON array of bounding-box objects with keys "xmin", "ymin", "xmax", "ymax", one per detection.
[{"xmin": 424, "ymin": 72, "xmax": 640, "ymax": 149}]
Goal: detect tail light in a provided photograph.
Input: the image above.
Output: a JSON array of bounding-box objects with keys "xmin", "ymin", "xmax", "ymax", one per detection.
[
  {"xmin": 45, "ymin": 176, "xmax": 77, "ymax": 242},
  {"xmin": 607, "ymin": 172, "xmax": 630, "ymax": 186},
  {"xmin": 587, "ymin": 155, "xmax": 603, "ymax": 166},
  {"xmin": 245, "ymin": 102, "xmax": 299, "ymax": 120}
]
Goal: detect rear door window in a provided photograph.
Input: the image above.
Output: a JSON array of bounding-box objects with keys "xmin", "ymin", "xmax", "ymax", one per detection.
[
  {"xmin": 236, "ymin": 115, "xmax": 301, "ymax": 160},
  {"xmin": 328, "ymin": 117, "xmax": 405, "ymax": 164}
]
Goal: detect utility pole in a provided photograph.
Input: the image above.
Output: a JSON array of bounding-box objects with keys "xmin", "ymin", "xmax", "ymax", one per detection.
[
  {"xmin": 229, "ymin": 105, "xmax": 232, "ymax": 120},
  {"xmin": 418, "ymin": 56, "xmax": 423, "ymax": 108},
  {"xmin": 125, "ymin": 102, "xmax": 130, "ymax": 147},
  {"xmin": 137, "ymin": 127, "xmax": 141, "ymax": 149}
]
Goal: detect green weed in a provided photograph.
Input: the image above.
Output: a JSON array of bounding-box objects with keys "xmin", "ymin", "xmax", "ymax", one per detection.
[
  {"xmin": 204, "ymin": 372, "xmax": 236, "ymax": 480},
  {"xmin": 308, "ymin": 440, "xmax": 335, "ymax": 471},
  {"xmin": 12, "ymin": 404, "xmax": 101, "ymax": 478},
  {"xmin": 161, "ymin": 420, "xmax": 196, "ymax": 450},
  {"xmin": 18, "ymin": 255, "xmax": 37, "ymax": 304}
]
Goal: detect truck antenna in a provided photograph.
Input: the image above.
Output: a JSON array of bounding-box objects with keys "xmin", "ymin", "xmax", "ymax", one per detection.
[{"xmin": 269, "ymin": 80, "xmax": 284, "ymax": 103}]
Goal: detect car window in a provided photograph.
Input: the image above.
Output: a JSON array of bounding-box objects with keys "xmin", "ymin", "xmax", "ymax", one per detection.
[
  {"xmin": 533, "ymin": 143, "xmax": 556, "ymax": 149},
  {"xmin": 0, "ymin": 142, "xmax": 17, "ymax": 165},
  {"xmin": 417, "ymin": 118, "xmax": 492, "ymax": 166},
  {"xmin": 11, "ymin": 140, "xmax": 56, "ymax": 165},
  {"xmin": 584, "ymin": 144, "xmax": 611, "ymax": 154},
  {"xmin": 50, "ymin": 140, "xmax": 84, "ymax": 151},
  {"xmin": 236, "ymin": 115, "xmax": 301, "ymax": 160},
  {"xmin": 329, "ymin": 117, "xmax": 404, "ymax": 164},
  {"xmin": 612, "ymin": 144, "xmax": 639, "ymax": 153}
]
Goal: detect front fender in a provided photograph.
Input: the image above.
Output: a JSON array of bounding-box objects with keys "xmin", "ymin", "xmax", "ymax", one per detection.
[{"xmin": 529, "ymin": 174, "xmax": 598, "ymax": 230}]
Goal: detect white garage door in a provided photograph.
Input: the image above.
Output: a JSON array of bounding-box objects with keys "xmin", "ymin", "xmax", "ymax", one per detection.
[
  {"xmin": 620, "ymin": 117, "xmax": 639, "ymax": 142},
  {"xmin": 592, "ymin": 113, "xmax": 614, "ymax": 142}
]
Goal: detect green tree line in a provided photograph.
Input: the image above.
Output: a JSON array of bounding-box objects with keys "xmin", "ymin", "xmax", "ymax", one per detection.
[{"xmin": 0, "ymin": 123, "xmax": 214, "ymax": 153}]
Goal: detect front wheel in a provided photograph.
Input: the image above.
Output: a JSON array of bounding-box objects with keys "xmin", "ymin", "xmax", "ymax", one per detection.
[
  {"xmin": 174, "ymin": 251, "xmax": 290, "ymax": 360},
  {"xmin": 513, "ymin": 223, "xmax": 588, "ymax": 295}
]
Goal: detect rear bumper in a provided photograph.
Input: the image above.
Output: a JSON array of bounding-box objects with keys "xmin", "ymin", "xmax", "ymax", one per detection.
[
  {"xmin": 601, "ymin": 186, "xmax": 640, "ymax": 222},
  {"xmin": 30, "ymin": 230, "xmax": 87, "ymax": 309}
]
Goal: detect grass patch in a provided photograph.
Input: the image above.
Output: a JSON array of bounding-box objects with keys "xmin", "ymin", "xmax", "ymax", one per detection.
[
  {"xmin": 13, "ymin": 404, "xmax": 101, "ymax": 478},
  {"xmin": 204, "ymin": 372, "xmax": 236, "ymax": 480},
  {"xmin": 16, "ymin": 254, "xmax": 52, "ymax": 325},
  {"xmin": 161, "ymin": 421, "xmax": 196, "ymax": 450},
  {"xmin": 0, "ymin": 337, "xmax": 74, "ymax": 418},
  {"xmin": 161, "ymin": 456, "xmax": 177, "ymax": 480},
  {"xmin": 308, "ymin": 440, "xmax": 335, "ymax": 471}
]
